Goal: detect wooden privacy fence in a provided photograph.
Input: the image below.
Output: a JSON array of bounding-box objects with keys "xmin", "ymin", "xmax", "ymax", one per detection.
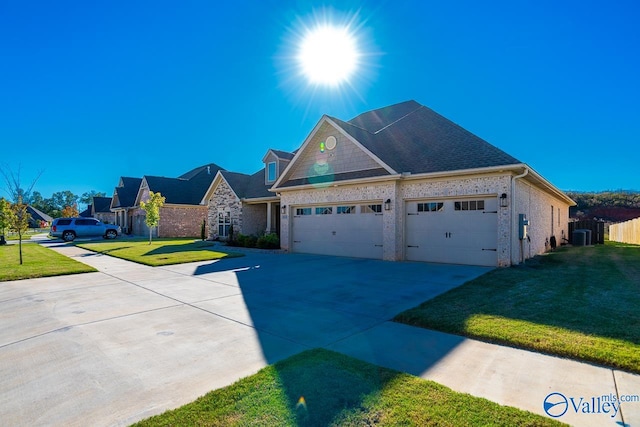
[
  {"xmin": 609, "ymin": 217, "xmax": 640, "ymax": 245},
  {"xmin": 568, "ymin": 219, "xmax": 605, "ymax": 244}
]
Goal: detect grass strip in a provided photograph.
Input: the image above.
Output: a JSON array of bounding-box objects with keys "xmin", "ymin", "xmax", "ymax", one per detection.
[
  {"xmin": 133, "ymin": 348, "xmax": 562, "ymax": 427},
  {"xmin": 395, "ymin": 242, "xmax": 640, "ymax": 374},
  {"xmin": 0, "ymin": 243, "xmax": 96, "ymax": 281},
  {"xmin": 77, "ymin": 239, "xmax": 243, "ymax": 266}
]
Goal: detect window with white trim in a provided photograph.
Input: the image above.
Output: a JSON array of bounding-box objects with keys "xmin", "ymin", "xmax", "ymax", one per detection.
[
  {"xmin": 417, "ymin": 202, "xmax": 444, "ymax": 212},
  {"xmin": 315, "ymin": 206, "xmax": 332, "ymax": 215},
  {"xmin": 267, "ymin": 162, "xmax": 277, "ymax": 182},
  {"xmin": 217, "ymin": 210, "xmax": 231, "ymax": 237},
  {"xmin": 361, "ymin": 204, "xmax": 382, "ymax": 214},
  {"xmin": 337, "ymin": 206, "xmax": 356, "ymax": 214},
  {"xmin": 454, "ymin": 200, "xmax": 485, "ymax": 211},
  {"xmin": 295, "ymin": 207, "xmax": 312, "ymax": 216}
]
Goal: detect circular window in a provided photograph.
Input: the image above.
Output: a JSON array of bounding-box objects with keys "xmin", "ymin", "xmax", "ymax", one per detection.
[{"xmin": 325, "ymin": 135, "xmax": 337, "ymax": 150}]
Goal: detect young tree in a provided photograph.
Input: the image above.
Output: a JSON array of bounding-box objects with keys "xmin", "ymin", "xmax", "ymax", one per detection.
[
  {"xmin": 61, "ymin": 204, "xmax": 79, "ymax": 218},
  {"xmin": 0, "ymin": 197, "xmax": 14, "ymax": 245},
  {"xmin": 10, "ymin": 197, "xmax": 31, "ymax": 264},
  {"xmin": 1, "ymin": 165, "xmax": 43, "ymax": 204},
  {"xmin": 139, "ymin": 191, "xmax": 165, "ymax": 244}
]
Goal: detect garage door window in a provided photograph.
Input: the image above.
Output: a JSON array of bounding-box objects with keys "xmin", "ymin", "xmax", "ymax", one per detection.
[
  {"xmin": 337, "ymin": 206, "xmax": 356, "ymax": 214},
  {"xmin": 417, "ymin": 202, "xmax": 444, "ymax": 212},
  {"xmin": 454, "ymin": 200, "xmax": 485, "ymax": 211},
  {"xmin": 361, "ymin": 204, "xmax": 382, "ymax": 214},
  {"xmin": 315, "ymin": 206, "xmax": 333, "ymax": 215},
  {"xmin": 295, "ymin": 208, "xmax": 312, "ymax": 216}
]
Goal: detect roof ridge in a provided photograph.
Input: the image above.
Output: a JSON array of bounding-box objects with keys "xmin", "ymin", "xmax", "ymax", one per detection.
[
  {"xmin": 373, "ymin": 105, "xmax": 424, "ymax": 134},
  {"xmin": 332, "ymin": 116, "xmax": 374, "ymax": 134}
]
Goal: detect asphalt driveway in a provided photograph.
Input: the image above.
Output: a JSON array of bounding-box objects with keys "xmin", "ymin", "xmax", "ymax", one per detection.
[{"xmin": 0, "ymin": 243, "xmax": 490, "ymax": 426}]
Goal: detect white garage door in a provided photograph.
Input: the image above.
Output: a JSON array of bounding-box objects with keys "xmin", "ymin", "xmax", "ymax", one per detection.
[
  {"xmin": 405, "ymin": 197, "xmax": 498, "ymax": 266},
  {"xmin": 291, "ymin": 203, "xmax": 383, "ymax": 259}
]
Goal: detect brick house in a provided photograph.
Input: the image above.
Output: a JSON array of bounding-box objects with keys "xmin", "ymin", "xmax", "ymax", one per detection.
[
  {"xmin": 110, "ymin": 164, "xmax": 223, "ymax": 238},
  {"xmin": 207, "ymin": 100, "xmax": 575, "ymax": 266},
  {"xmin": 80, "ymin": 196, "xmax": 116, "ymax": 224},
  {"xmin": 202, "ymin": 149, "xmax": 294, "ymax": 240}
]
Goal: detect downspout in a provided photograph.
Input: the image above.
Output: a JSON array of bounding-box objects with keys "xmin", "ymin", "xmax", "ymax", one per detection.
[{"xmin": 512, "ymin": 167, "xmax": 529, "ymax": 264}]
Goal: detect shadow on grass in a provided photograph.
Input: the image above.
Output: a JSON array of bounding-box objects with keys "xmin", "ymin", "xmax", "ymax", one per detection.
[
  {"xmin": 142, "ymin": 241, "xmax": 217, "ymax": 257},
  {"xmin": 181, "ymin": 254, "xmax": 494, "ymax": 425},
  {"xmin": 394, "ymin": 244, "xmax": 640, "ymax": 372}
]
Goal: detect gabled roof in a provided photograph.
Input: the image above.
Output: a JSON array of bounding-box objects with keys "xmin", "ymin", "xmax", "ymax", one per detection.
[
  {"xmin": 330, "ymin": 100, "xmax": 521, "ymax": 175},
  {"xmin": 273, "ymin": 100, "xmax": 521, "ymax": 190},
  {"xmin": 26, "ymin": 205, "xmax": 53, "ymax": 223},
  {"xmin": 143, "ymin": 163, "xmax": 224, "ymax": 205},
  {"xmin": 112, "ymin": 177, "xmax": 142, "ymax": 209},
  {"xmin": 262, "ymin": 148, "xmax": 296, "ymax": 163},
  {"xmin": 218, "ymin": 169, "xmax": 273, "ymax": 200},
  {"xmin": 92, "ymin": 197, "xmax": 113, "ymax": 213},
  {"xmin": 270, "ymin": 149, "xmax": 295, "ymax": 160},
  {"xmin": 79, "ymin": 205, "xmax": 92, "ymax": 217}
]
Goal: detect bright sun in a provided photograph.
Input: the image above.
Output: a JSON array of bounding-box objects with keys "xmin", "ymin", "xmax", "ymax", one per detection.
[{"xmin": 297, "ymin": 25, "xmax": 359, "ymax": 86}]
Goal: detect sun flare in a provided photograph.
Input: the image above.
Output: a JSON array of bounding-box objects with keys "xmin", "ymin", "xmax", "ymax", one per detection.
[{"xmin": 297, "ymin": 25, "xmax": 359, "ymax": 86}]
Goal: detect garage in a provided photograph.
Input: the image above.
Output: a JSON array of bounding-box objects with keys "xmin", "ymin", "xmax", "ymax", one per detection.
[
  {"xmin": 291, "ymin": 203, "xmax": 384, "ymax": 259},
  {"xmin": 405, "ymin": 197, "xmax": 498, "ymax": 266}
]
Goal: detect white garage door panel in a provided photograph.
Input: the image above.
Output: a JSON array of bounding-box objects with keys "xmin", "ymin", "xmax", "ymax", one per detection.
[
  {"xmin": 406, "ymin": 198, "xmax": 498, "ymax": 266},
  {"xmin": 292, "ymin": 207, "xmax": 383, "ymax": 259}
]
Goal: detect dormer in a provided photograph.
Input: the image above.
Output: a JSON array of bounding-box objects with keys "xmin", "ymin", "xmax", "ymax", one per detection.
[{"xmin": 262, "ymin": 149, "xmax": 294, "ymax": 185}]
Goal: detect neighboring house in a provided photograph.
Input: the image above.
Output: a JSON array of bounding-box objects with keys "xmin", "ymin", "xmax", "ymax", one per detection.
[
  {"xmin": 80, "ymin": 197, "xmax": 115, "ymax": 223},
  {"xmin": 79, "ymin": 204, "xmax": 92, "ymax": 218},
  {"xmin": 26, "ymin": 205, "xmax": 53, "ymax": 228},
  {"xmin": 110, "ymin": 177, "xmax": 143, "ymax": 234},
  {"xmin": 202, "ymin": 148, "xmax": 294, "ymax": 240},
  {"xmin": 208, "ymin": 100, "xmax": 575, "ymax": 267},
  {"xmin": 111, "ymin": 164, "xmax": 223, "ymax": 238}
]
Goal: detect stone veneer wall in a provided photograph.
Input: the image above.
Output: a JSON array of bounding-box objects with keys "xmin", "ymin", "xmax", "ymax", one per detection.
[{"xmin": 208, "ymin": 178, "xmax": 242, "ymax": 240}]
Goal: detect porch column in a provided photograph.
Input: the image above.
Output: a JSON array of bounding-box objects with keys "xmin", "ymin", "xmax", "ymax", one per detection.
[{"xmin": 265, "ymin": 202, "xmax": 272, "ymax": 234}]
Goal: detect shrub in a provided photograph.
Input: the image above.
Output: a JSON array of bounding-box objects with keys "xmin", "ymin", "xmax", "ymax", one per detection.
[
  {"xmin": 256, "ymin": 233, "xmax": 279, "ymax": 249},
  {"xmin": 234, "ymin": 233, "xmax": 257, "ymax": 248}
]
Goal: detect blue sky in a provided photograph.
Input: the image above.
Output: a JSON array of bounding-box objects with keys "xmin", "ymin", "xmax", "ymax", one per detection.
[{"xmin": 1, "ymin": 0, "xmax": 638, "ymax": 200}]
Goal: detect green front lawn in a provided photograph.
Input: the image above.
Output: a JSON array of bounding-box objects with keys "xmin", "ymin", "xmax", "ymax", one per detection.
[
  {"xmin": 133, "ymin": 348, "xmax": 561, "ymax": 427},
  {"xmin": 0, "ymin": 243, "xmax": 96, "ymax": 281},
  {"xmin": 395, "ymin": 242, "xmax": 640, "ymax": 374},
  {"xmin": 77, "ymin": 239, "xmax": 243, "ymax": 266},
  {"xmin": 4, "ymin": 229, "xmax": 46, "ymax": 240}
]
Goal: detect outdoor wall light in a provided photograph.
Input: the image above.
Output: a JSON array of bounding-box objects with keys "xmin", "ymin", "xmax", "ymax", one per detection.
[
  {"xmin": 281, "ymin": 205, "xmax": 287, "ymax": 214},
  {"xmin": 500, "ymin": 193, "xmax": 508, "ymax": 207},
  {"xmin": 384, "ymin": 199, "xmax": 392, "ymax": 211}
]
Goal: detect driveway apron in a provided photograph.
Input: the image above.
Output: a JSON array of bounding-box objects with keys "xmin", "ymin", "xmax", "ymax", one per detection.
[
  {"xmin": 2, "ymin": 242, "xmax": 638, "ymax": 426},
  {"xmin": 0, "ymin": 242, "xmax": 486, "ymax": 426}
]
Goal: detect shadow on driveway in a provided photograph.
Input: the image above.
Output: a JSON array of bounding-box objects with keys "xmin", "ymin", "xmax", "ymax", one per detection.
[{"xmin": 190, "ymin": 252, "xmax": 488, "ymax": 425}]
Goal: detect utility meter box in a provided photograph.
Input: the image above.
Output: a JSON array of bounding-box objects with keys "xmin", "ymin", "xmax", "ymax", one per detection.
[{"xmin": 518, "ymin": 214, "xmax": 529, "ymax": 240}]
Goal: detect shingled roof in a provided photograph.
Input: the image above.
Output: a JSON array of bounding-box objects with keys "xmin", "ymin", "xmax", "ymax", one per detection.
[
  {"xmin": 112, "ymin": 177, "xmax": 142, "ymax": 208},
  {"xmin": 219, "ymin": 169, "xmax": 273, "ymax": 200},
  {"xmin": 92, "ymin": 196, "xmax": 113, "ymax": 213},
  {"xmin": 143, "ymin": 163, "xmax": 224, "ymax": 205},
  {"xmin": 26, "ymin": 205, "xmax": 53, "ymax": 223},
  {"xmin": 329, "ymin": 100, "xmax": 521, "ymax": 175}
]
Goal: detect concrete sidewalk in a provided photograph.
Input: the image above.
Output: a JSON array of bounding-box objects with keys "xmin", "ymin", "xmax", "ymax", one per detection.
[
  {"xmin": 328, "ymin": 322, "xmax": 639, "ymax": 427},
  {"xmin": 3, "ymin": 240, "xmax": 639, "ymax": 426}
]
